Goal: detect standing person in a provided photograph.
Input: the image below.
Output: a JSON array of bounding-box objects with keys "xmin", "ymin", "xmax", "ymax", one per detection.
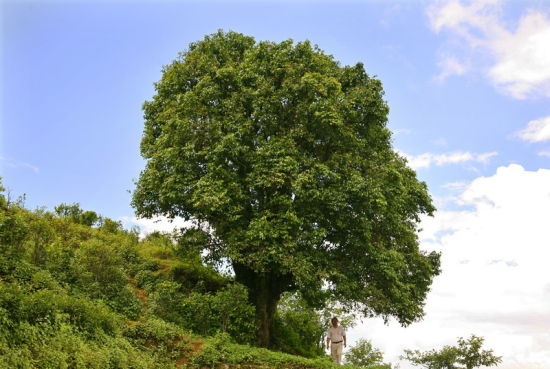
[{"xmin": 326, "ymin": 317, "xmax": 346, "ymax": 365}]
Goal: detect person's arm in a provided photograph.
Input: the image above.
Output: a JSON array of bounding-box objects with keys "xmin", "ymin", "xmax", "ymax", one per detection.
[
  {"xmin": 342, "ymin": 329, "xmax": 347, "ymax": 347},
  {"xmin": 326, "ymin": 334, "xmax": 331, "ymax": 349}
]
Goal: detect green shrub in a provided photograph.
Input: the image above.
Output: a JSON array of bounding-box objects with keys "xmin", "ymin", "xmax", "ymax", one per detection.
[
  {"xmin": 179, "ymin": 291, "xmax": 217, "ymax": 335},
  {"xmin": 344, "ymin": 339, "xmax": 391, "ymax": 368},
  {"xmin": 0, "ymin": 281, "xmax": 25, "ymax": 324},
  {"xmin": 189, "ymin": 331, "xmax": 355, "ymax": 369},
  {"xmin": 213, "ymin": 283, "xmax": 256, "ymax": 344},
  {"xmin": 124, "ymin": 317, "xmax": 190, "ymax": 360},
  {"xmin": 170, "ymin": 259, "xmax": 227, "ymax": 292},
  {"xmin": 178, "ymin": 283, "xmax": 255, "ymax": 344},
  {"xmin": 10, "ymin": 260, "xmax": 40, "ymax": 283},
  {"xmin": 148, "ymin": 280, "xmax": 185, "ymax": 324},
  {"xmin": 271, "ymin": 293, "xmax": 326, "ymax": 358},
  {"xmin": 19, "ymin": 289, "xmax": 63, "ymax": 324},
  {"xmin": 30, "ymin": 270, "xmax": 62, "ymax": 291},
  {"xmin": 2, "ymin": 320, "xmax": 175, "ymax": 369},
  {"xmin": 135, "ymin": 269, "xmax": 163, "ymax": 291},
  {"xmin": 107, "ymin": 284, "xmax": 143, "ymax": 320},
  {"xmin": 54, "ymin": 203, "xmax": 101, "ymax": 227},
  {"xmin": 73, "ymin": 239, "xmax": 127, "ymax": 298},
  {"xmin": 0, "ymin": 209, "xmax": 29, "ymax": 261},
  {"xmin": 59, "ymin": 295, "xmax": 122, "ymax": 337}
]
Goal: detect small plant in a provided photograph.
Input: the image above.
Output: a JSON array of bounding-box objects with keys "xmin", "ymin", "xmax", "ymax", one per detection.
[{"xmin": 344, "ymin": 339, "xmax": 391, "ymax": 368}]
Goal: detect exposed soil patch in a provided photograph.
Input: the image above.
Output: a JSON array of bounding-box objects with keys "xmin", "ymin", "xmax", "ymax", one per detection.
[
  {"xmin": 128, "ymin": 276, "xmax": 149, "ymax": 304},
  {"xmin": 176, "ymin": 339, "xmax": 204, "ymax": 368}
]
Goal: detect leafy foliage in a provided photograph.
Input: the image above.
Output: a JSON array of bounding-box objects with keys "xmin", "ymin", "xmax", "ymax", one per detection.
[
  {"xmin": 344, "ymin": 339, "xmax": 392, "ymax": 368},
  {"xmin": 0, "ymin": 181, "xmax": 382, "ymax": 368},
  {"xmin": 3, "ymin": 178, "xmax": 338, "ymax": 367},
  {"xmin": 190, "ymin": 331, "xmax": 362, "ymax": 369},
  {"xmin": 132, "ymin": 30, "xmax": 441, "ymax": 345},
  {"xmin": 0, "ymin": 180, "xmax": 254, "ymax": 367},
  {"xmin": 271, "ymin": 292, "xmax": 356, "ymax": 358},
  {"xmin": 271, "ymin": 293, "xmax": 327, "ymax": 357},
  {"xmin": 0, "ymin": 30, "xmax": 457, "ymax": 367},
  {"xmin": 54, "ymin": 203, "xmax": 102, "ymax": 227},
  {"xmin": 403, "ymin": 335, "xmax": 502, "ymax": 369}
]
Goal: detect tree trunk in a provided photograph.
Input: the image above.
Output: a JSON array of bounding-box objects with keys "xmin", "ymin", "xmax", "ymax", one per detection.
[
  {"xmin": 233, "ymin": 262, "xmax": 293, "ymax": 347},
  {"xmin": 251, "ymin": 277, "xmax": 279, "ymax": 347}
]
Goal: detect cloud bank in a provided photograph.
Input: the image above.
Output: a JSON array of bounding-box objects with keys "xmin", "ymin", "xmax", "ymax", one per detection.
[
  {"xmin": 351, "ymin": 164, "xmax": 550, "ymax": 369},
  {"xmin": 400, "ymin": 150, "xmax": 497, "ymax": 169},
  {"xmin": 0, "ymin": 156, "xmax": 39, "ymax": 174},
  {"xmin": 517, "ymin": 116, "xmax": 550, "ymax": 143},
  {"xmin": 428, "ymin": 0, "xmax": 550, "ymax": 99}
]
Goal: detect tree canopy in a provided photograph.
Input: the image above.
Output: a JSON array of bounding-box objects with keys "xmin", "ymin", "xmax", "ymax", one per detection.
[
  {"xmin": 132, "ymin": 30, "xmax": 441, "ymax": 346},
  {"xmin": 403, "ymin": 335, "xmax": 502, "ymax": 369}
]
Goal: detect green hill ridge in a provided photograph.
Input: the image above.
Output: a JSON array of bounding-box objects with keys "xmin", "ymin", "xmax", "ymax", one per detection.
[{"xmin": 0, "ymin": 183, "xmax": 385, "ymax": 369}]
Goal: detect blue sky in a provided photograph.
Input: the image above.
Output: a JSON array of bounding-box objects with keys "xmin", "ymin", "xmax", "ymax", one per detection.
[
  {"xmin": 3, "ymin": 1, "xmax": 550, "ymax": 368},
  {"xmin": 2, "ymin": 0, "xmax": 548, "ymax": 216}
]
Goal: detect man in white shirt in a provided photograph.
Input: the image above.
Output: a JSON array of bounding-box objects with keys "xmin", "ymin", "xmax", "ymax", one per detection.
[{"xmin": 326, "ymin": 317, "xmax": 346, "ymax": 365}]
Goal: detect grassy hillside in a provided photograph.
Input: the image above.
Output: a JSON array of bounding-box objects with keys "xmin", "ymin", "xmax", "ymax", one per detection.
[{"xmin": 0, "ymin": 185, "xmax": 384, "ymax": 369}]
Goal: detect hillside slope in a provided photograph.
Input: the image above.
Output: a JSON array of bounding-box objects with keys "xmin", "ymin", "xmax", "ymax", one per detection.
[{"xmin": 0, "ymin": 187, "xmax": 380, "ymax": 369}]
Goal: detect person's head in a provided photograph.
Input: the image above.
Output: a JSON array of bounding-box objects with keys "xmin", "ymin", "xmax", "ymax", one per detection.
[{"xmin": 331, "ymin": 317, "xmax": 339, "ymax": 327}]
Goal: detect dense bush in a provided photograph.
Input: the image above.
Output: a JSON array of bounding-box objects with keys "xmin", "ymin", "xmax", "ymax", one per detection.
[
  {"xmin": 150, "ymin": 281, "xmax": 256, "ymax": 344},
  {"xmin": 0, "ymin": 187, "xmax": 195, "ymax": 368},
  {"xmin": 0, "ymin": 324, "xmax": 175, "ymax": 369},
  {"xmin": 189, "ymin": 332, "xmax": 359, "ymax": 369},
  {"xmin": 124, "ymin": 317, "xmax": 191, "ymax": 360},
  {"xmin": 344, "ymin": 339, "xmax": 392, "ymax": 368},
  {"xmin": 271, "ymin": 294, "xmax": 326, "ymax": 358},
  {"xmin": 0, "ymin": 180, "xmax": 376, "ymax": 368},
  {"xmin": 271, "ymin": 293, "xmax": 356, "ymax": 358}
]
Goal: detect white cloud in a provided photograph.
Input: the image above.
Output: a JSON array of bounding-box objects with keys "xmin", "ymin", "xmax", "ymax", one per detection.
[
  {"xmin": 539, "ymin": 150, "xmax": 550, "ymax": 157},
  {"xmin": 435, "ymin": 54, "xmax": 468, "ymax": 82},
  {"xmin": 442, "ymin": 181, "xmax": 467, "ymax": 189},
  {"xmin": 400, "ymin": 150, "xmax": 497, "ymax": 169},
  {"xmin": 350, "ymin": 164, "xmax": 550, "ymax": 369},
  {"xmin": 120, "ymin": 215, "xmax": 192, "ymax": 238},
  {"xmin": 0, "ymin": 156, "xmax": 39, "ymax": 174},
  {"xmin": 517, "ymin": 116, "xmax": 550, "ymax": 142},
  {"xmin": 393, "ymin": 128, "xmax": 412, "ymax": 135},
  {"xmin": 428, "ymin": 0, "xmax": 550, "ymax": 99}
]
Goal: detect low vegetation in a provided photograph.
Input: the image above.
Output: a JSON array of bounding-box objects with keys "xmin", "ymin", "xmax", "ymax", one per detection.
[{"xmin": 0, "ymin": 182, "xmax": 386, "ymax": 369}]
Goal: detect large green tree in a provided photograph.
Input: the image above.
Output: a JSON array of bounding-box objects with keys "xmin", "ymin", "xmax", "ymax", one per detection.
[{"xmin": 132, "ymin": 31, "xmax": 440, "ymax": 347}]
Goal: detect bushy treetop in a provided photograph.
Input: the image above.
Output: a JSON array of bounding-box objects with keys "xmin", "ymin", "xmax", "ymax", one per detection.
[{"xmin": 132, "ymin": 31, "xmax": 441, "ymax": 344}]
